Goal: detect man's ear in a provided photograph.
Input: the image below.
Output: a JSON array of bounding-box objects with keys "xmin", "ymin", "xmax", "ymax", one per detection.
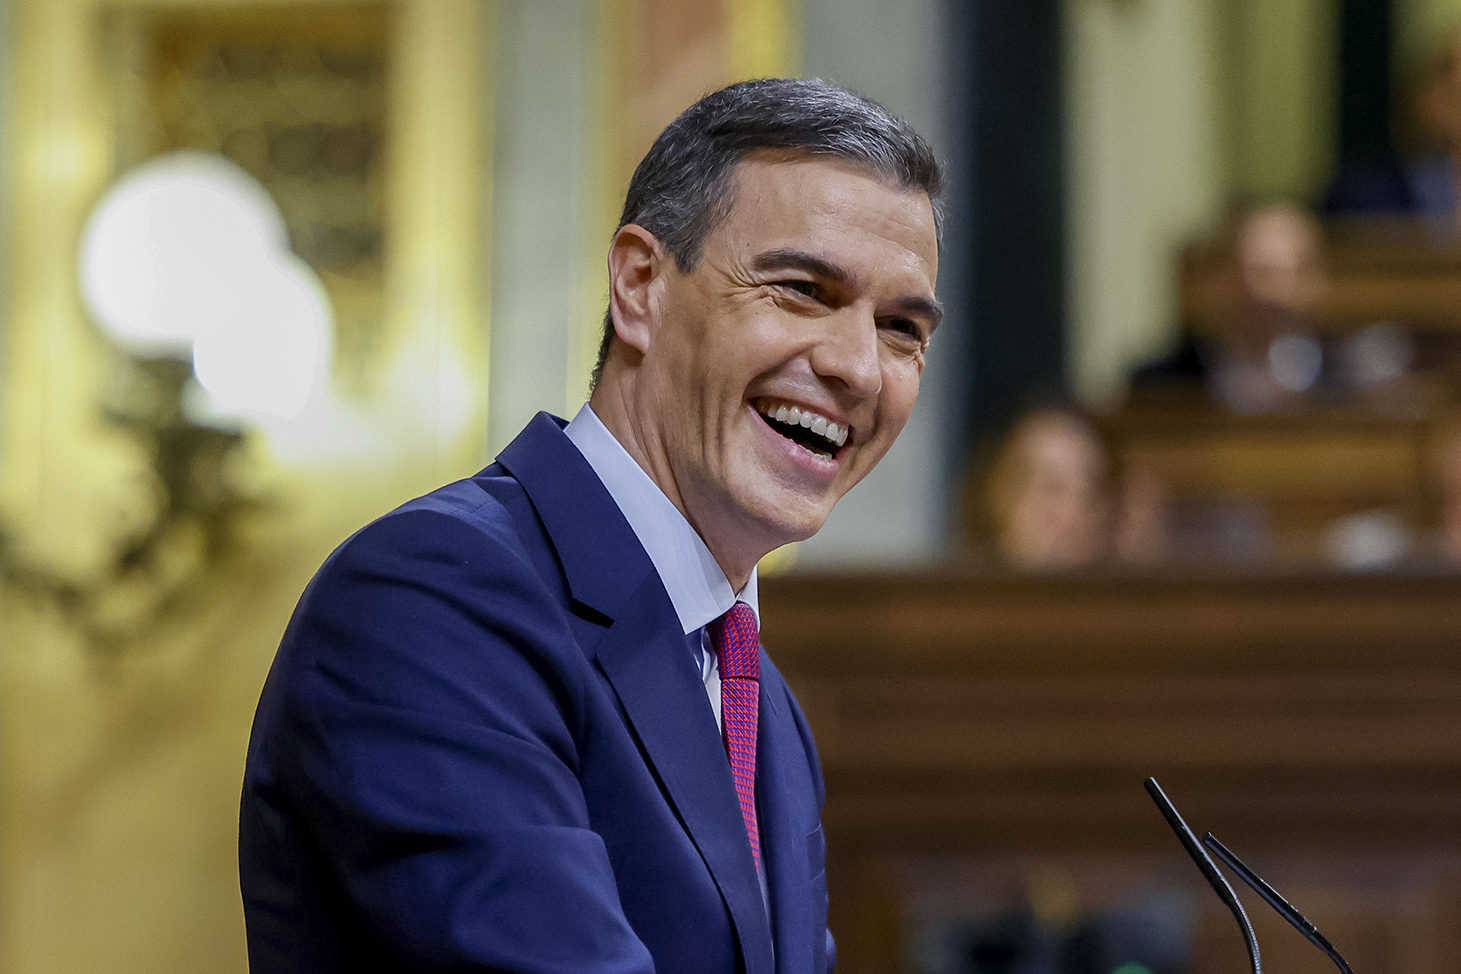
[{"xmin": 607, "ymin": 224, "xmax": 666, "ymax": 354}]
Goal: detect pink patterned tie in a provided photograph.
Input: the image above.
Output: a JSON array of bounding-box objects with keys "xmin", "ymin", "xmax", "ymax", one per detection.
[{"xmin": 708, "ymin": 601, "xmax": 761, "ymax": 867}]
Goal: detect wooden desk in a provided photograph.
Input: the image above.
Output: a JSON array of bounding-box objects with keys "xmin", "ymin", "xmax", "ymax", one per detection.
[
  {"xmin": 1104, "ymin": 408, "xmax": 1438, "ymax": 557},
  {"xmin": 762, "ymin": 569, "xmax": 1461, "ymax": 974},
  {"xmin": 1181, "ymin": 238, "xmax": 1461, "ymax": 332}
]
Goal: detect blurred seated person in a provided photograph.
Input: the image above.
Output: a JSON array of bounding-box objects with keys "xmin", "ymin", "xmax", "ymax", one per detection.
[
  {"xmin": 1325, "ymin": 32, "xmax": 1461, "ymax": 237},
  {"xmin": 1132, "ymin": 202, "xmax": 1330, "ymax": 414},
  {"xmin": 976, "ymin": 398, "xmax": 1315, "ymax": 569},
  {"xmin": 977, "ymin": 403, "xmax": 1178, "ymax": 569},
  {"xmin": 982, "ymin": 404, "xmax": 1113, "ymax": 570},
  {"xmin": 976, "ymin": 404, "xmax": 1173, "ymax": 570}
]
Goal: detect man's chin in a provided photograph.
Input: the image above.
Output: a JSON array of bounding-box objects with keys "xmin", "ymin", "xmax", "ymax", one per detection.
[{"xmin": 738, "ymin": 489, "xmax": 838, "ymax": 550}]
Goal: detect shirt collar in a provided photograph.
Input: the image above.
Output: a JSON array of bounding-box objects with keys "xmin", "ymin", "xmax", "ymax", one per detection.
[{"xmin": 565, "ymin": 403, "xmax": 758, "ymax": 635}]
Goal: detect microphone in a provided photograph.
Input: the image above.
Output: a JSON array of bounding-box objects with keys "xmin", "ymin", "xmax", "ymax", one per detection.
[
  {"xmin": 1143, "ymin": 777, "xmax": 1262, "ymax": 974},
  {"xmin": 1202, "ymin": 833, "xmax": 1354, "ymax": 974},
  {"xmin": 1143, "ymin": 777, "xmax": 1355, "ymax": 974}
]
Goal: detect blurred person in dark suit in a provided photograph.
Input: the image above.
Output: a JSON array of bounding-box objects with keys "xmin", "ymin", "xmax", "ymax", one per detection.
[
  {"xmin": 239, "ymin": 78, "xmax": 944, "ymax": 974},
  {"xmin": 1326, "ymin": 32, "xmax": 1461, "ymax": 237},
  {"xmin": 1401, "ymin": 33, "xmax": 1461, "ymax": 233},
  {"xmin": 1132, "ymin": 202, "xmax": 1330, "ymax": 414}
]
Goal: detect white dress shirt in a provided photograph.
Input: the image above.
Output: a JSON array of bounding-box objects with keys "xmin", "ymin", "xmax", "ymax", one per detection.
[{"xmin": 565, "ymin": 403, "xmax": 759, "ymax": 730}]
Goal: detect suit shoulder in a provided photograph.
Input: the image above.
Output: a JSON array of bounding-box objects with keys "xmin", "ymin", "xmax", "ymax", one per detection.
[
  {"xmin": 280, "ymin": 469, "xmax": 582, "ymax": 690},
  {"xmin": 325, "ymin": 468, "xmax": 555, "ymax": 588},
  {"xmin": 257, "ymin": 472, "xmax": 595, "ymax": 766},
  {"xmin": 383, "ymin": 467, "xmax": 537, "ymax": 547}
]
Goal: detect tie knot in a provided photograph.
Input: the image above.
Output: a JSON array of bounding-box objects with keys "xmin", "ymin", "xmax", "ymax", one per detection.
[{"xmin": 708, "ymin": 602, "xmax": 760, "ymax": 682}]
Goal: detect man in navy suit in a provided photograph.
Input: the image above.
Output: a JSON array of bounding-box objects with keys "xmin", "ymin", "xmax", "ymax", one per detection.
[{"xmin": 240, "ymin": 78, "xmax": 944, "ymax": 973}]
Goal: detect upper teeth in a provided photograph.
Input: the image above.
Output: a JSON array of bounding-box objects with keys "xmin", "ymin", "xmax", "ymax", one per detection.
[{"xmin": 764, "ymin": 403, "xmax": 848, "ymax": 447}]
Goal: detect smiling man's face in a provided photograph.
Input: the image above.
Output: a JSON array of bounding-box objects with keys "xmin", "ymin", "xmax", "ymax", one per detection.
[{"xmin": 604, "ymin": 154, "xmax": 940, "ymax": 581}]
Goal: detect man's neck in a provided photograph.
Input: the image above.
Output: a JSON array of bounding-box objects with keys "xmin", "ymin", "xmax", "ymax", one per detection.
[{"xmin": 587, "ymin": 387, "xmax": 758, "ymax": 590}]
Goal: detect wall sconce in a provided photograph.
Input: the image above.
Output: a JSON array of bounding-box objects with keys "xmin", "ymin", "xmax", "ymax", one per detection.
[{"xmin": 3, "ymin": 151, "xmax": 336, "ymax": 659}]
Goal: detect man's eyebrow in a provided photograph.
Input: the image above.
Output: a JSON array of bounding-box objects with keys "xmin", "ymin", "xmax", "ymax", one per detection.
[
  {"xmin": 751, "ymin": 248, "xmax": 942, "ymax": 326},
  {"xmin": 751, "ymin": 249, "xmax": 858, "ymax": 289}
]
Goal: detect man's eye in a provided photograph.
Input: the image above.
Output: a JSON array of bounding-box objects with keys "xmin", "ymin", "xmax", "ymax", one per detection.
[
  {"xmin": 777, "ymin": 279, "xmax": 818, "ymax": 298},
  {"xmin": 883, "ymin": 317, "xmax": 924, "ymax": 341}
]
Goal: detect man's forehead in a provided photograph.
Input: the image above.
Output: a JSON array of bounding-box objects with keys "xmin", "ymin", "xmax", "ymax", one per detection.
[{"xmin": 717, "ymin": 155, "xmax": 940, "ymax": 271}]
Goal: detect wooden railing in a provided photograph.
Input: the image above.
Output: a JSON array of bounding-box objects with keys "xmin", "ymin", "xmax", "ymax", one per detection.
[
  {"xmin": 1104, "ymin": 406, "xmax": 1440, "ymax": 558},
  {"xmin": 1180, "ymin": 237, "xmax": 1461, "ymax": 332}
]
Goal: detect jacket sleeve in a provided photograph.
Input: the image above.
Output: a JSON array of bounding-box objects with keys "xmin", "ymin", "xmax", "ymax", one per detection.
[{"xmin": 259, "ymin": 507, "xmax": 656, "ymax": 973}]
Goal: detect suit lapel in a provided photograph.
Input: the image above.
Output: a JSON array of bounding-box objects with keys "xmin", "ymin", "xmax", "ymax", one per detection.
[
  {"xmin": 494, "ymin": 413, "xmax": 651, "ymax": 618},
  {"xmin": 499, "ymin": 414, "xmax": 775, "ymax": 974},
  {"xmin": 758, "ymin": 668, "xmax": 815, "ymax": 974},
  {"xmin": 595, "ymin": 576, "xmax": 775, "ymax": 974}
]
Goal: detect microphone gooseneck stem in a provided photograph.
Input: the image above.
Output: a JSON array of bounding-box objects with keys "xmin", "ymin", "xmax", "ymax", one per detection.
[{"xmin": 1143, "ymin": 777, "xmax": 1262, "ymax": 974}]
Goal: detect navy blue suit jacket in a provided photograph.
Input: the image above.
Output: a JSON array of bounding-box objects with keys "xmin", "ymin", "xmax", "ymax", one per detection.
[{"xmin": 240, "ymin": 413, "xmax": 833, "ymax": 973}]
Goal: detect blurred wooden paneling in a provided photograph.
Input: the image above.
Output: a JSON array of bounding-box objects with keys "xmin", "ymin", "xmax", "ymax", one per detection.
[
  {"xmin": 762, "ymin": 570, "xmax": 1461, "ymax": 974},
  {"xmin": 1120, "ymin": 424, "xmax": 1420, "ymax": 502},
  {"xmin": 1181, "ymin": 237, "xmax": 1461, "ymax": 332},
  {"xmin": 1105, "ymin": 407, "xmax": 1438, "ymax": 556}
]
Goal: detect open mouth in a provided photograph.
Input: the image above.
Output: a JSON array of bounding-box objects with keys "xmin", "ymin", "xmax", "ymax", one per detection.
[{"xmin": 756, "ymin": 401, "xmax": 850, "ymax": 460}]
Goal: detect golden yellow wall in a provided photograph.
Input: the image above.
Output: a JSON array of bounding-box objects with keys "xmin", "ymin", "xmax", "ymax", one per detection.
[{"xmin": 1, "ymin": 1, "xmax": 490, "ymax": 970}]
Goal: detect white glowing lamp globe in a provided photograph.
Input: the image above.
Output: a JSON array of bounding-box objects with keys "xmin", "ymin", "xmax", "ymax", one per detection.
[
  {"xmin": 80, "ymin": 150, "xmax": 336, "ymax": 422},
  {"xmin": 79, "ymin": 151, "xmax": 291, "ymax": 356},
  {"xmin": 192, "ymin": 253, "xmax": 333, "ymax": 420}
]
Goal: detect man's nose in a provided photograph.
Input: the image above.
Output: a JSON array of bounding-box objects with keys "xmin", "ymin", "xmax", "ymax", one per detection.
[{"xmin": 809, "ymin": 307, "xmax": 882, "ymax": 398}]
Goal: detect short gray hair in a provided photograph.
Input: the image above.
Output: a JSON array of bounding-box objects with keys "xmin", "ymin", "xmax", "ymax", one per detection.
[{"xmin": 592, "ymin": 77, "xmax": 944, "ymax": 389}]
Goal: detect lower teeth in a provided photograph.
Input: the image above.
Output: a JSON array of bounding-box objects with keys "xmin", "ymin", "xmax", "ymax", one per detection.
[{"xmin": 787, "ymin": 431, "xmax": 831, "ymax": 457}]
